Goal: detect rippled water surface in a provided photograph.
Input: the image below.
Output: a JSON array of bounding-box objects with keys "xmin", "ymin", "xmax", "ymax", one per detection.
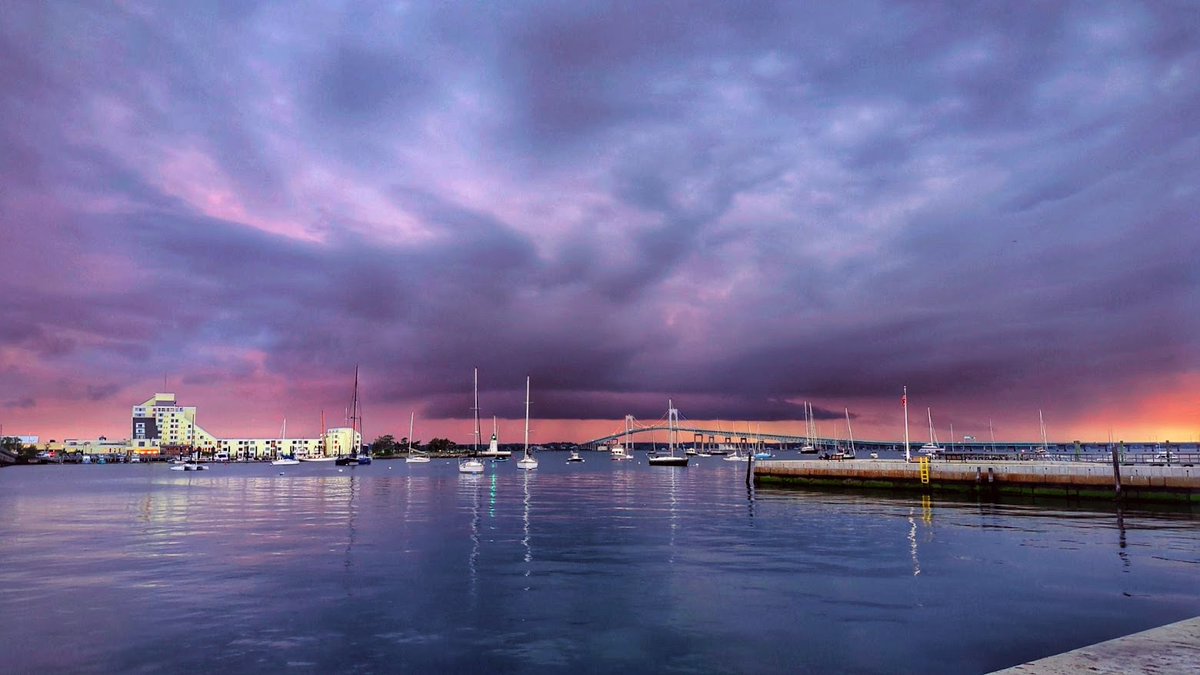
[{"xmin": 2, "ymin": 457, "xmax": 1198, "ymax": 673}]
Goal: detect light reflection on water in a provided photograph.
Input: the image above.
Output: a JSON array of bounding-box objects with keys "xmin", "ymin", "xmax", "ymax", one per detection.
[{"xmin": 0, "ymin": 459, "xmax": 1197, "ymax": 673}]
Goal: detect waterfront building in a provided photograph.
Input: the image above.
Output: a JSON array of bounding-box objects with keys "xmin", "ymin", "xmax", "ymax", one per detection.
[{"xmin": 128, "ymin": 393, "xmax": 360, "ymax": 460}]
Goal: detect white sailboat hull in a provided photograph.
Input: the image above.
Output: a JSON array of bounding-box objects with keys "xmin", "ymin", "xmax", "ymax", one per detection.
[
  {"xmin": 406, "ymin": 456, "xmax": 431, "ymax": 464},
  {"xmin": 169, "ymin": 463, "xmax": 208, "ymax": 471},
  {"xmin": 459, "ymin": 459, "xmax": 484, "ymax": 474}
]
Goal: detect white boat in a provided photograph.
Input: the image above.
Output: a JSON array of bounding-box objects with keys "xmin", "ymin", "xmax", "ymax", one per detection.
[
  {"xmin": 405, "ymin": 411, "xmax": 431, "ymax": 463},
  {"xmin": 830, "ymin": 407, "xmax": 857, "ymax": 460},
  {"xmin": 272, "ymin": 418, "xmax": 300, "ymax": 465},
  {"xmin": 647, "ymin": 401, "xmax": 688, "ymax": 466},
  {"xmin": 169, "ymin": 456, "xmax": 208, "ymax": 471},
  {"xmin": 799, "ymin": 401, "xmax": 818, "ymax": 453},
  {"xmin": 1035, "ymin": 410, "xmax": 1050, "ymax": 457},
  {"xmin": 567, "ymin": 450, "xmax": 584, "ymax": 463},
  {"xmin": 169, "ymin": 449, "xmax": 208, "ymax": 471},
  {"xmin": 611, "ymin": 414, "xmax": 635, "ymax": 460},
  {"xmin": 919, "ymin": 407, "xmax": 942, "ymax": 456},
  {"xmin": 460, "ymin": 367, "xmax": 486, "ymax": 475},
  {"xmin": 516, "ymin": 376, "xmax": 538, "ymax": 470},
  {"xmin": 299, "ymin": 409, "xmax": 338, "ymax": 462}
]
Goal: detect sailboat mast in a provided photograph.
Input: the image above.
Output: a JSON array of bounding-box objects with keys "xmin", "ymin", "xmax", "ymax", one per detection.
[
  {"xmin": 902, "ymin": 386, "xmax": 910, "ymax": 462},
  {"xmin": 473, "ymin": 367, "xmax": 480, "ymax": 454},
  {"xmin": 408, "ymin": 411, "xmax": 415, "ymax": 453},
  {"xmin": 352, "ymin": 365, "xmax": 361, "ymax": 454},
  {"xmin": 523, "ymin": 376, "xmax": 531, "ymax": 459},
  {"xmin": 845, "ymin": 407, "xmax": 855, "ymax": 454},
  {"xmin": 1039, "ymin": 409, "xmax": 1048, "ymax": 452}
]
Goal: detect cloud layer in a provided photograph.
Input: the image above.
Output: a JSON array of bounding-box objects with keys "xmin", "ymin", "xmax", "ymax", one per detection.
[{"xmin": 2, "ymin": 1, "xmax": 1197, "ymax": 442}]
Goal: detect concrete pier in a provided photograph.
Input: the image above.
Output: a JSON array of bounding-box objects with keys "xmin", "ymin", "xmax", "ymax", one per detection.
[
  {"xmin": 991, "ymin": 615, "xmax": 1200, "ymax": 674},
  {"xmin": 754, "ymin": 459, "xmax": 1200, "ymax": 503}
]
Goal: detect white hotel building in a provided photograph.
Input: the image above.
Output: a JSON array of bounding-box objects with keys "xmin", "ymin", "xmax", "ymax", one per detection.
[{"xmin": 129, "ymin": 393, "xmax": 360, "ymax": 460}]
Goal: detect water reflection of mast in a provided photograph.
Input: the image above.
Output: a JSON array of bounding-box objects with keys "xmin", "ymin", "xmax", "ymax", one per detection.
[
  {"xmin": 522, "ymin": 471, "xmax": 532, "ymax": 585},
  {"xmin": 343, "ymin": 474, "xmax": 359, "ymax": 602},
  {"xmin": 468, "ymin": 477, "xmax": 480, "ymax": 601},
  {"xmin": 668, "ymin": 466, "xmax": 678, "ymax": 562},
  {"xmin": 907, "ymin": 508, "xmax": 921, "ymax": 577}
]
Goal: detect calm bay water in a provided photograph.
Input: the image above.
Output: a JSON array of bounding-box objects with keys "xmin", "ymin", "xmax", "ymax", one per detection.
[{"xmin": 2, "ymin": 456, "xmax": 1197, "ymax": 674}]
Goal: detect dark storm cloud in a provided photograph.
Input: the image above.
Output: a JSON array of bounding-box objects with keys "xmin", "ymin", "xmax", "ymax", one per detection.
[{"xmin": 1, "ymin": 1, "xmax": 1197, "ymax": 436}]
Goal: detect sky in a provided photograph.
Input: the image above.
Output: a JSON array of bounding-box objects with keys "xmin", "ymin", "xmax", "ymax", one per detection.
[{"xmin": 2, "ymin": 1, "xmax": 1198, "ymax": 446}]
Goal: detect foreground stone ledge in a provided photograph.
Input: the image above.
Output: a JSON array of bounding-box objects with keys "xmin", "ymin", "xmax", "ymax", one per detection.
[
  {"xmin": 753, "ymin": 459, "xmax": 1200, "ymax": 503},
  {"xmin": 990, "ymin": 615, "xmax": 1200, "ymax": 674}
]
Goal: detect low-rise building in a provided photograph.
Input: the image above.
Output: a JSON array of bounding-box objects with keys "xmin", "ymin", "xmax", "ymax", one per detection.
[{"xmin": 128, "ymin": 393, "xmax": 360, "ymax": 460}]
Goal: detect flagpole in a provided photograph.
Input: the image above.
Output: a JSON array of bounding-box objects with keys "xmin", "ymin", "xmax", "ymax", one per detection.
[{"xmin": 902, "ymin": 385, "xmax": 910, "ymax": 462}]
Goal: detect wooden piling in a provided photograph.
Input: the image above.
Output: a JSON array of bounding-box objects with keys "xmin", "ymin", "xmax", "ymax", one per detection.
[{"xmin": 1112, "ymin": 443, "xmax": 1122, "ymax": 498}]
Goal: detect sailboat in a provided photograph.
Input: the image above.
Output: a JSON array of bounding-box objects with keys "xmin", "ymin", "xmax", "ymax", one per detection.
[
  {"xmin": 832, "ymin": 408, "xmax": 857, "ymax": 460},
  {"xmin": 336, "ymin": 366, "xmax": 371, "ymax": 466},
  {"xmin": 405, "ymin": 412, "xmax": 430, "ymax": 464},
  {"xmin": 919, "ymin": 407, "xmax": 943, "ymax": 456},
  {"xmin": 169, "ymin": 443, "xmax": 208, "ymax": 471},
  {"xmin": 272, "ymin": 418, "xmax": 300, "ymax": 465},
  {"xmin": 800, "ymin": 402, "xmax": 817, "ymax": 453},
  {"xmin": 170, "ymin": 413, "xmax": 208, "ymax": 471},
  {"xmin": 753, "ymin": 423, "xmax": 773, "ymax": 459},
  {"xmin": 1036, "ymin": 410, "xmax": 1050, "ymax": 457},
  {"xmin": 301, "ymin": 410, "xmax": 338, "ymax": 462},
  {"xmin": 517, "ymin": 376, "xmax": 538, "ymax": 470},
  {"xmin": 648, "ymin": 401, "xmax": 688, "ymax": 466},
  {"xmin": 459, "ymin": 368, "xmax": 485, "ymax": 474}
]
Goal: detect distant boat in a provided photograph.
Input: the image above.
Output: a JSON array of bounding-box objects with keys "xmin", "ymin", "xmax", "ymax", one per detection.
[
  {"xmin": 611, "ymin": 414, "xmax": 635, "ymax": 460},
  {"xmin": 800, "ymin": 401, "xmax": 818, "ymax": 453},
  {"xmin": 272, "ymin": 418, "xmax": 300, "ymax": 465},
  {"xmin": 647, "ymin": 401, "xmax": 688, "ymax": 466},
  {"xmin": 1036, "ymin": 410, "xmax": 1050, "ymax": 457},
  {"xmin": 919, "ymin": 407, "xmax": 943, "ymax": 457},
  {"xmin": 517, "ymin": 376, "xmax": 538, "ymax": 470},
  {"xmin": 301, "ymin": 409, "xmax": 337, "ymax": 462},
  {"xmin": 170, "ymin": 451, "xmax": 207, "ymax": 472},
  {"xmin": 567, "ymin": 450, "xmax": 584, "ymax": 463},
  {"xmin": 460, "ymin": 368, "xmax": 486, "ymax": 475},
  {"xmin": 830, "ymin": 408, "xmax": 857, "ymax": 460},
  {"xmin": 336, "ymin": 366, "xmax": 371, "ymax": 466},
  {"xmin": 405, "ymin": 412, "xmax": 430, "ymax": 464}
]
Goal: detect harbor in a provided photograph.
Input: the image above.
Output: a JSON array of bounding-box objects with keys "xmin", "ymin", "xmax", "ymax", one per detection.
[
  {"xmin": 755, "ymin": 457, "xmax": 1200, "ymax": 503},
  {"xmin": 2, "ymin": 459, "xmax": 1198, "ymax": 673}
]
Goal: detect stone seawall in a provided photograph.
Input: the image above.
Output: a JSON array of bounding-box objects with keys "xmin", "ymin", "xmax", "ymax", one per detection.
[{"xmin": 754, "ymin": 459, "xmax": 1200, "ymax": 503}]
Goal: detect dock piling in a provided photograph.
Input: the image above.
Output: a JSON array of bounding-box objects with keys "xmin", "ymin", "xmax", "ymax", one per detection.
[{"xmin": 1112, "ymin": 443, "xmax": 1123, "ymax": 499}]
